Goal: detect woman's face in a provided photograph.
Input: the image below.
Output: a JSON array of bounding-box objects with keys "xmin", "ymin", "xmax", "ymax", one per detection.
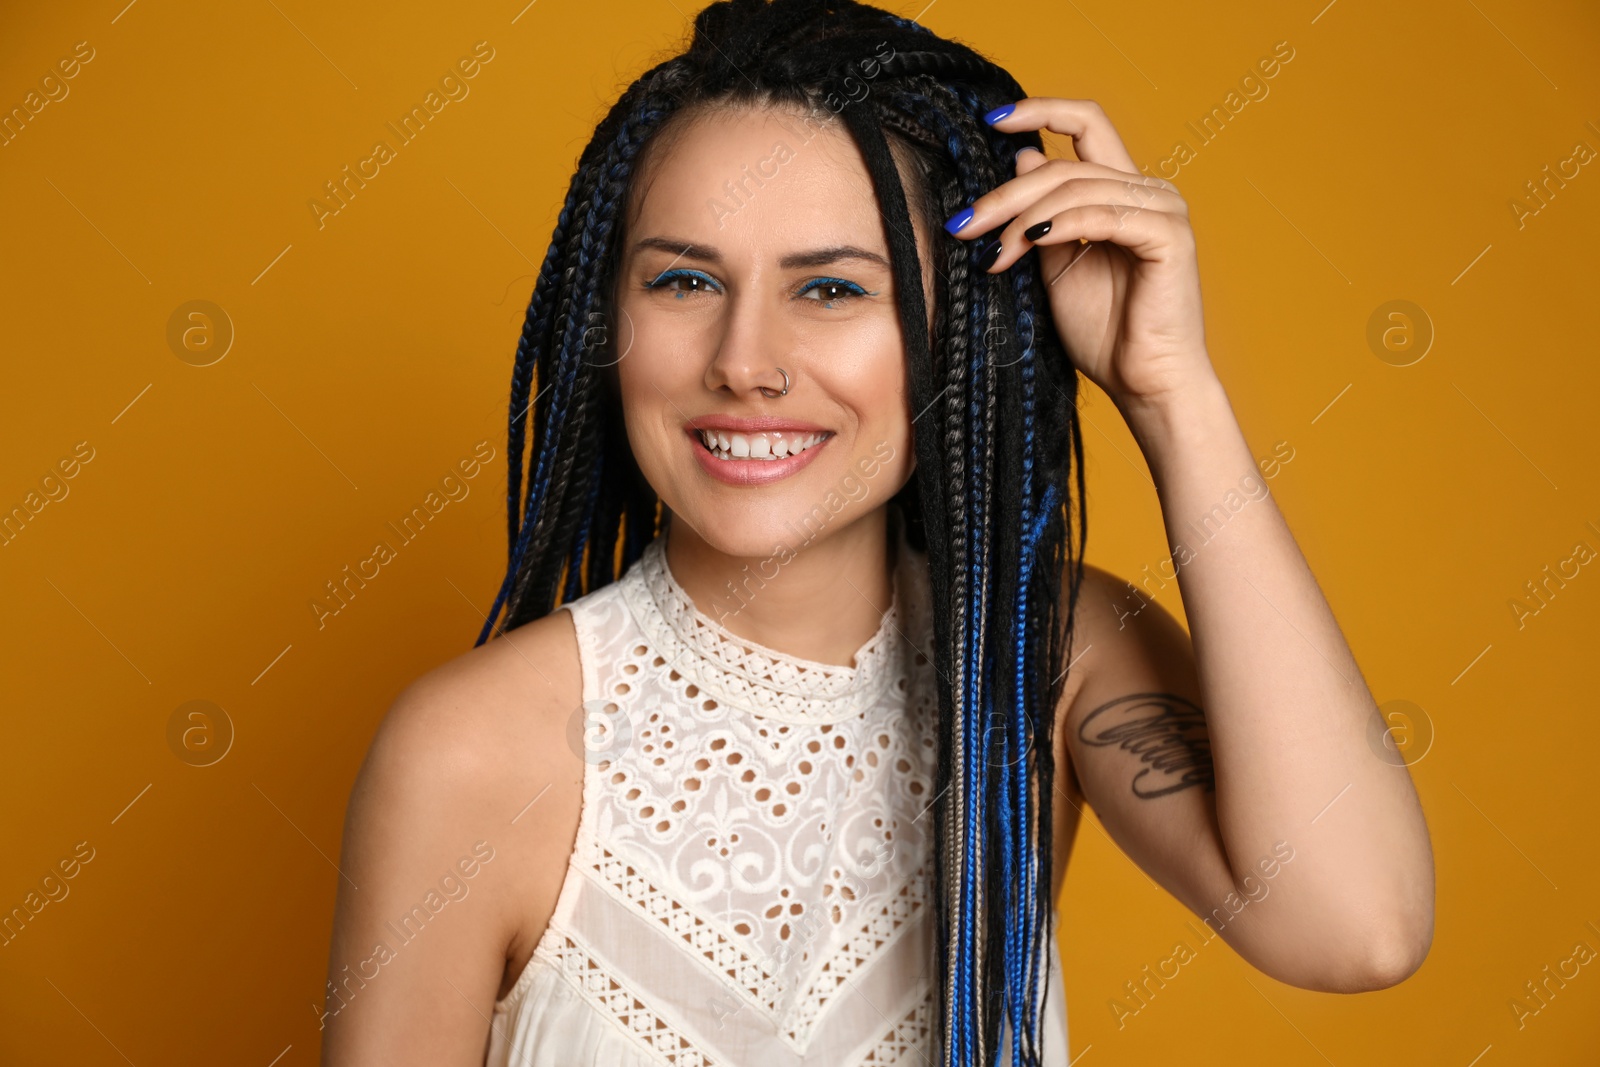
[{"xmin": 612, "ymin": 104, "xmax": 935, "ymax": 559}]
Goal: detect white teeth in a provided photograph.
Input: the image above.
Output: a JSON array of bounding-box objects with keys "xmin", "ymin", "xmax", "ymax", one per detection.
[{"xmin": 696, "ymin": 429, "xmax": 830, "ymax": 461}]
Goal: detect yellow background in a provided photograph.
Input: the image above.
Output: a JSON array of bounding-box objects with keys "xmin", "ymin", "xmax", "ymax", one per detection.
[{"xmin": 2, "ymin": 0, "xmax": 1597, "ymax": 1062}]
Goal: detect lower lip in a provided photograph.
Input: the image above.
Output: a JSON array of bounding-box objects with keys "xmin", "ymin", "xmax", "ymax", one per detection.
[{"xmin": 689, "ymin": 431, "xmax": 833, "ymax": 486}]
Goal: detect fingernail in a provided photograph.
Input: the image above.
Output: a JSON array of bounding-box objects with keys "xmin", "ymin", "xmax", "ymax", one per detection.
[
  {"xmin": 1015, "ymin": 146, "xmax": 1043, "ymax": 159},
  {"xmin": 1023, "ymin": 220, "xmax": 1052, "ymax": 242},
  {"xmin": 976, "ymin": 237, "xmax": 1003, "ymax": 270},
  {"xmin": 944, "ymin": 207, "xmax": 975, "ymax": 235},
  {"xmin": 983, "ymin": 103, "xmax": 1015, "ymax": 125}
]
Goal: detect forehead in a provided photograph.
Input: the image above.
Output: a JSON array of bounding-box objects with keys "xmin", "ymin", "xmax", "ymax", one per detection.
[{"xmin": 625, "ymin": 105, "xmax": 886, "ymax": 250}]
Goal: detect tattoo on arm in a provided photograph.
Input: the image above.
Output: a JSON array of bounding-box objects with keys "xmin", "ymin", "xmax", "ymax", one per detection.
[{"xmin": 1076, "ymin": 692, "xmax": 1215, "ymax": 799}]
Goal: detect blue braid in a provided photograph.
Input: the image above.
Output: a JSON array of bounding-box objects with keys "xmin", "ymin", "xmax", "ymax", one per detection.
[
  {"xmin": 478, "ymin": 251, "xmax": 593, "ymax": 639},
  {"xmin": 978, "ymin": 83, "xmax": 1054, "ymax": 1060},
  {"xmin": 948, "ymin": 74, "xmax": 1036, "ymax": 1056},
  {"xmin": 477, "ymin": 101, "xmax": 668, "ymax": 644},
  {"xmin": 1009, "ymin": 267, "xmax": 1041, "ymax": 1066},
  {"xmin": 947, "ymin": 77, "xmax": 1058, "ymax": 1066},
  {"xmin": 894, "ymin": 85, "xmax": 1032, "ymax": 1065},
  {"xmin": 565, "ymin": 449, "xmax": 607, "ymax": 602},
  {"xmin": 892, "ymin": 82, "xmax": 1061, "ymax": 1066},
  {"xmin": 504, "ymin": 197, "xmax": 578, "ymax": 569},
  {"xmin": 941, "ymin": 178, "xmax": 978, "ymax": 1031},
  {"xmin": 890, "ymin": 87, "xmax": 982, "ymax": 1062},
  {"xmin": 965, "ymin": 218, "xmax": 997, "ymax": 1067},
  {"xmin": 967, "ymin": 119, "xmax": 1003, "ymax": 1067},
  {"xmin": 885, "ymin": 13, "xmax": 937, "ymax": 35}
]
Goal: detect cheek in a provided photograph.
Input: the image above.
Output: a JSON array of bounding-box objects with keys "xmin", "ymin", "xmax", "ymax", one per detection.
[
  {"xmin": 611, "ymin": 310, "xmax": 701, "ymax": 500},
  {"xmin": 836, "ymin": 330, "xmax": 914, "ymax": 483},
  {"xmin": 614, "ymin": 306, "xmax": 686, "ymax": 412},
  {"xmin": 615, "ymin": 288, "xmax": 713, "ymax": 377},
  {"xmin": 615, "ymin": 361, "xmax": 674, "ymax": 472}
]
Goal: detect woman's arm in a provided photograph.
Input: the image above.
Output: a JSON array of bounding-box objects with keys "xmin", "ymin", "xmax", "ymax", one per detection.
[
  {"xmin": 1059, "ymin": 373, "xmax": 1433, "ymax": 992},
  {"xmin": 320, "ymin": 615, "xmax": 583, "ymax": 1065},
  {"xmin": 953, "ymin": 96, "xmax": 1433, "ymax": 989}
]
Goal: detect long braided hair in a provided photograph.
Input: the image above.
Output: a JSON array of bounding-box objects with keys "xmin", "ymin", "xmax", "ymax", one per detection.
[{"xmin": 474, "ymin": 1, "xmax": 1088, "ymax": 1062}]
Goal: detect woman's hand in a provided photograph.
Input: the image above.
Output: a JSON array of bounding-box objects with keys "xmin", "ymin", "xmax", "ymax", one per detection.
[{"xmin": 945, "ymin": 97, "xmax": 1213, "ymax": 412}]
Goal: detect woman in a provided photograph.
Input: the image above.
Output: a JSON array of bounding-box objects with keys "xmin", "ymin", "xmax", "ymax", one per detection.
[{"xmin": 322, "ymin": 0, "xmax": 1435, "ymax": 1064}]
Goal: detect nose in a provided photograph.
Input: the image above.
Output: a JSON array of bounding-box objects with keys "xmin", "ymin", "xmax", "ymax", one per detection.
[{"xmin": 703, "ymin": 287, "xmax": 793, "ymax": 400}]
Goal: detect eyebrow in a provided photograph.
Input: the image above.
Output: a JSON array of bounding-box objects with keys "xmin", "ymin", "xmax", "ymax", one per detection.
[{"xmin": 632, "ymin": 236, "xmax": 891, "ymax": 271}]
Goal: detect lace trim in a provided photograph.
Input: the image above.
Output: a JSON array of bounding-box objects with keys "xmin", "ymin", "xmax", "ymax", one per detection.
[
  {"xmin": 593, "ymin": 844, "xmax": 929, "ymax": 1044},
  {"xmin": 595, "ymin": 846, "xmax": 785, "ymax": 1015},
  {"xmin": 536, "ymin": 929, "xmax": 719, "ymax": 1066},
  {"xmin": 623, "ymin": 536, "xmax": 904, "ymax": 724},
  {"xmin": 532, "ymin": 925, "xmax": 935, "ymax": 1066},
  {"xmin": 788, "ymin": 875, "xmax": 927, "ymax": 1046},
  {"xmin": 859, "ymin": 991, "xmax": 935, "ymax": 1064}
]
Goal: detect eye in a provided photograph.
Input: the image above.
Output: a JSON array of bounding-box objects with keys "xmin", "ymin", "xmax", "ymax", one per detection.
[
  {"xmin": 645, "ymin": 268, "xmax": 722, "ymax": 298},
  {"xmin": 796, "ymin": 276, "xmax": 871, "ymax": 308}
]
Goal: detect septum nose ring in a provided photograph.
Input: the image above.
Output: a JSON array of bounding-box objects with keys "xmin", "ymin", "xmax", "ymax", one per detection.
[{"xmin": 758, "ymin": 367, "xmax": 790, "ymax": 399}]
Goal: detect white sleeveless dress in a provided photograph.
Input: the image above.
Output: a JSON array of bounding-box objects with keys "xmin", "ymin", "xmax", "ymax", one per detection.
[{"xmin": 485, "ymin": 527, "xmax": 1071, "ymax": 1066}]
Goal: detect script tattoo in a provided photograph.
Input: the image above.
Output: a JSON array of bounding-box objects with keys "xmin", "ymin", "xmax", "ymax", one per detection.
[{"xmin": 1076, "ymin": 692, "xmax": 1215, "ymax": 799}]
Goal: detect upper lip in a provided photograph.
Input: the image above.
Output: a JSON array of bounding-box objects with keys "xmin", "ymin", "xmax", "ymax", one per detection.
[{"xmin": 687, "ymin": 415, "xmax": 832, "ymax": 434}]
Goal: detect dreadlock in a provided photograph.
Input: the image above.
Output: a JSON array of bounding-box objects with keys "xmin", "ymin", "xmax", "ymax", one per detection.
[{"xmin": 474, "ymin": 2, "xmax": 1089, "ymax": 1062}]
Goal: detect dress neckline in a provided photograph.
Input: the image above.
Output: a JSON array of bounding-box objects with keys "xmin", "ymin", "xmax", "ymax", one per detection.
[{"xmin": 619, "ymin": 524, "xmax": 916, "ymax": 724}]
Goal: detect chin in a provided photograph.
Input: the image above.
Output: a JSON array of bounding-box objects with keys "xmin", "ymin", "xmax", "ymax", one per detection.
[{"xmin": 667, "ymin": 490, "xmax": 842, "ymax": 560}]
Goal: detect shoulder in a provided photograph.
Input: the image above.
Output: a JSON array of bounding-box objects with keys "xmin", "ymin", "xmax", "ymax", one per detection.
[
  {"xmin": 322, "ymin": 606, "xmax": 592, "ymax": 1052},
  {"xmin": 337, "ymin": 603, "xmax": 588, "ymax": 974},
  {"xmin": 356, "ymin": 605, "xmax": 585, "ymax": 812}
]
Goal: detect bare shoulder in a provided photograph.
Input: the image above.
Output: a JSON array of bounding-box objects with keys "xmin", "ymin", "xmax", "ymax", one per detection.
[
  {"xmin": 323, "ymin": 607, "xmax": 586, "ymax": 1058},
  {"xmin": 363, "ymin": 604, "xmax": 589, "ymax": 945},
  {"xmin": 370, "ymin": 607, "xmax": 585, "ymax": 785},
  {"xmin": 352, "ymin": 606, "xmax": 585, "ymax": 836}
]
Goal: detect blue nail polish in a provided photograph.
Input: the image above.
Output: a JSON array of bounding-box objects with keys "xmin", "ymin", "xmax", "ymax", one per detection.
[
  {"xmin": 983, "ymin": 103, "xmax": 1015, "ymax": 125},
  {"xmin": 944, "ymin": 207, "xmax": 975, "ymax": 235}
]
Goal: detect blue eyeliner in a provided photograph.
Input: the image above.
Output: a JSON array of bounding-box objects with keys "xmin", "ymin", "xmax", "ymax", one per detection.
[
  {"xmin": 647, "ymin": 270, "xmax": 872, "ymax": 306},
  {"xmin": 797, "ymin": 276, "xmax": 869, "ymax": 296},
  {"xmin": 647, "ymin": 267, "xmax": 721, "ymax": 291}
]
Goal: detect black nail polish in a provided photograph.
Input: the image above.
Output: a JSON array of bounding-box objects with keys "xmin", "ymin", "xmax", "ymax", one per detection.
[
  {"xmin": 976, "ymin": 238, "xmax": 1003, "ymax": 271},
  {"xmin": 1024, "ymin": 220, "xmax": 1052, "ymax": 242}
]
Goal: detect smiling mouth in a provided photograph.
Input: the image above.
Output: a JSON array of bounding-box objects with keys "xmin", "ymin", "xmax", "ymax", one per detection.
[{"xmin": 694, "ymin": 428, "xmax": 834, "ymax": 461}]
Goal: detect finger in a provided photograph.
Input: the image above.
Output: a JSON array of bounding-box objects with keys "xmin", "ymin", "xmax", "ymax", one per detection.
[
  {"xmin": 978, "ymin": 178, "xmax": 1187, "ymax": 273},
  {"xmin": 1014, "ymin": 203, "xmax": 1193, "ymax": 271},
  {"xmin": 945, "ymin": 156, "xmax": 1177, "ymax": 240},
  {"xmin": 1022, "ymin": 176, "xmax": 1186, "ymax": 230},
  {"xmin": 1015, "ymin": 144, "xmax": 1051, "ymax": 179},
  {"xmin": 984, "ymin": 97, "xmax": 1139, "ymax": 175}
]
